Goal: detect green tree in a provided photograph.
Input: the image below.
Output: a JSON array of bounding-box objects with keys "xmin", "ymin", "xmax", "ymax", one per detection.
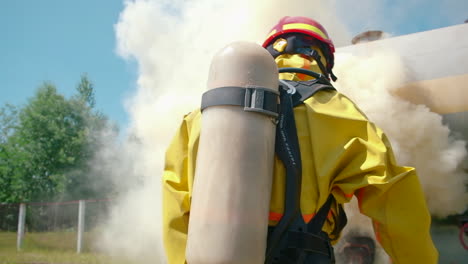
[
  {"xmin": 0, "ymin": 104, "xmax": 18, "ymax": 144},
  {"xmin": 11, "ymin": 83, "xmax": 82, "ymax": 201},
  {"xmin": 0, "ymin": 75, "xmax": 117, "ymax": 203},
  {"xmin": 62, "ymin": 75, "xmax": 116, "ymax": 200},
  {"xmin": 0, "ymin": 104, "xmax": 21, "ymax": 202},
  {"xmin": 76, "ymin": 73, "xmax": 96, "ymax": 108}
]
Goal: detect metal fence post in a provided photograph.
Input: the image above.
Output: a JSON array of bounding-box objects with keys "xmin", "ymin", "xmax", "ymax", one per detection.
[
  {"xmin": 16, "ymin": 203, "xmax": 26, "ymax": 251},
  {"xmin": 77, "ymin": 200, "xmax": 86, "ymax": 253}
]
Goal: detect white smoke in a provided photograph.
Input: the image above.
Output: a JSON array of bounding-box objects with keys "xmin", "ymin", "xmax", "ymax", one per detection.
[
  {"xmin": 333, "ymin": 197, "xmax": 392, "ymax": 264},
  {"xmin": 332, "ymin": 50, "xmax": 467, "ymax": 262},
  {"xmin": 97, "ymin": 1, "xmax": 349, "ymax": 262},
  {"xmin": 333, "ymin": 50, "xmax": 468, "ymax": 217},
  {"xmin": 95, "ymin": 0, "xmax": 467, "ymax": 263}
]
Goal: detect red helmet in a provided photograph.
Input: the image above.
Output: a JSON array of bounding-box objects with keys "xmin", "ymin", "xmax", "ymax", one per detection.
[{"xmin": 262, "ymin": 16, "xmax": 335, "ymax": 70}]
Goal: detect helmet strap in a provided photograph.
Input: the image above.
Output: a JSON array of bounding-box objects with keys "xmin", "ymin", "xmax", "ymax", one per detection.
[
  {"xmin": 307, "ymin": 50, "xmax": 329, "ymax": 79},
  {"xmin": 330, "ymin": 70, "xmax": 338, "ymax": 82},
  {"xmin": 296, "ymin": 48, "xmax": 337, "ymax": 82}
]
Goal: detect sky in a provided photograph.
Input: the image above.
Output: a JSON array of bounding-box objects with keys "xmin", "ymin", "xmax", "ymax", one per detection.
[
  {"xmin": 1, "ymin": 0, "xmax": 136, "ymax": 127},
  {"xmin": 1, "ymin": 0, "xmax": 467, "ymax": 130}
]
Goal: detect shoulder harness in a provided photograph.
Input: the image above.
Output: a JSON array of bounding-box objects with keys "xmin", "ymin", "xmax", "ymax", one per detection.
[
  {"xmin": 201, "ymin": 69, "xmax": 347, "ymax": 264},
  {"xmin": 265, "ymin": 78, "xmax": 347, "ymax": 264}
]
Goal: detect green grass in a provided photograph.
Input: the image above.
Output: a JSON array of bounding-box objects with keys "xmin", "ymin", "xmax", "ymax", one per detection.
[{"xmin": 0, "ymin": 231, "xmax": 136, "ymax": 264}]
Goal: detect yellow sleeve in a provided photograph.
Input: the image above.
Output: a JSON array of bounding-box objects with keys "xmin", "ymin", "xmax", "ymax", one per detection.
[
  {"xmin": 346, "ymin": 135, "xmax": 438, "ymax": 263},
  {"xmin": 162, "ymin": 110, "xmax": 201, "ymax": 264},
  {"xmin": 308, "ymin": 92, "xmax": 439, "ymax": 263}
]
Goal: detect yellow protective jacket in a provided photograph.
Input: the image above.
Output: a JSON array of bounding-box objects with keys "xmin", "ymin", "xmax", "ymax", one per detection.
[{"xmin": 162, "ymin": 57, "xmax": 438, "ymax": 264}]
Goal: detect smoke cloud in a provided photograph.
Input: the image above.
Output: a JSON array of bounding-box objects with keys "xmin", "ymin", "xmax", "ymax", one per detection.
[
  {"xmin": 331, "ymin": 50, "xmax": 467, "ymax": 262},
  {"xmin": 333, "ymin": 50, "xmax": 468, "ymax": 217},
  {"xmin": 97, "ymin": 1, "xmax": 349, "ymax": 262},
  {"xmin": 95, "ymin": 0, "xmax": 467, "ymax": 263}
]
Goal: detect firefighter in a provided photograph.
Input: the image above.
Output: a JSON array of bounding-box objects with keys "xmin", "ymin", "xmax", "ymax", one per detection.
[{"xmin": 162, "ymin": 16, "xmax": 438, "ymax": 263}]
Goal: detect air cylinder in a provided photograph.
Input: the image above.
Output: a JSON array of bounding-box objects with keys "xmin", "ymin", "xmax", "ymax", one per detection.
[{"xmin": 185, "ymin": 41, "xmax": 279, "ymax": 264}]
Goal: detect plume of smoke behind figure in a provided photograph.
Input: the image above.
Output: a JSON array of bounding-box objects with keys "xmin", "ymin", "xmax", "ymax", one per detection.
[
  {"xmin": 98, "ymin": 0, "xmax": 468, "ymax": 262},
  {"xmin": 333, "ymin": 51, "xmax": 467, "ymax": 218},
  {"xmin": 96, "ymin": 0, "xmax": 468, "ymax": 262},
  {"xmin": 332, "ymin": 50, "xmax": 467, "ymax": 264},
  {"xmin": 97, "ymin": 0, "xmax": 351, "ymax": 263}
]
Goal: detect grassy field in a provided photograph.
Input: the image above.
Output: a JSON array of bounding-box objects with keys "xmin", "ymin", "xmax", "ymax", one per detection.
[{"xmin": 0, "ymin": 231, "xmax": 136, "ymax": 264}]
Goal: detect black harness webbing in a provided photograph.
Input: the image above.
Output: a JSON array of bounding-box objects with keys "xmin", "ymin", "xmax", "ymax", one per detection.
[
  {"xmin": 265, "ymin": 80, "xmax": 338, "ymax": 264},
  {"xmin": 265, "ymin": 81, "xmax": 303, "ymax": 263}
]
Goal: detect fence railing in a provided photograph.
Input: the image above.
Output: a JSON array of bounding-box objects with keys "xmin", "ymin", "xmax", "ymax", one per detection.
[{"xmin": 0, "ymin": 199, "xmax": 111, "ymax": 253}]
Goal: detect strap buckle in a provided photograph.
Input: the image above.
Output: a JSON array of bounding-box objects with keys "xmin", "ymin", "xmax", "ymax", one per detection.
[{"xmin": 244, "ymin": 86, "xmax": 279, "ymax": 118}]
